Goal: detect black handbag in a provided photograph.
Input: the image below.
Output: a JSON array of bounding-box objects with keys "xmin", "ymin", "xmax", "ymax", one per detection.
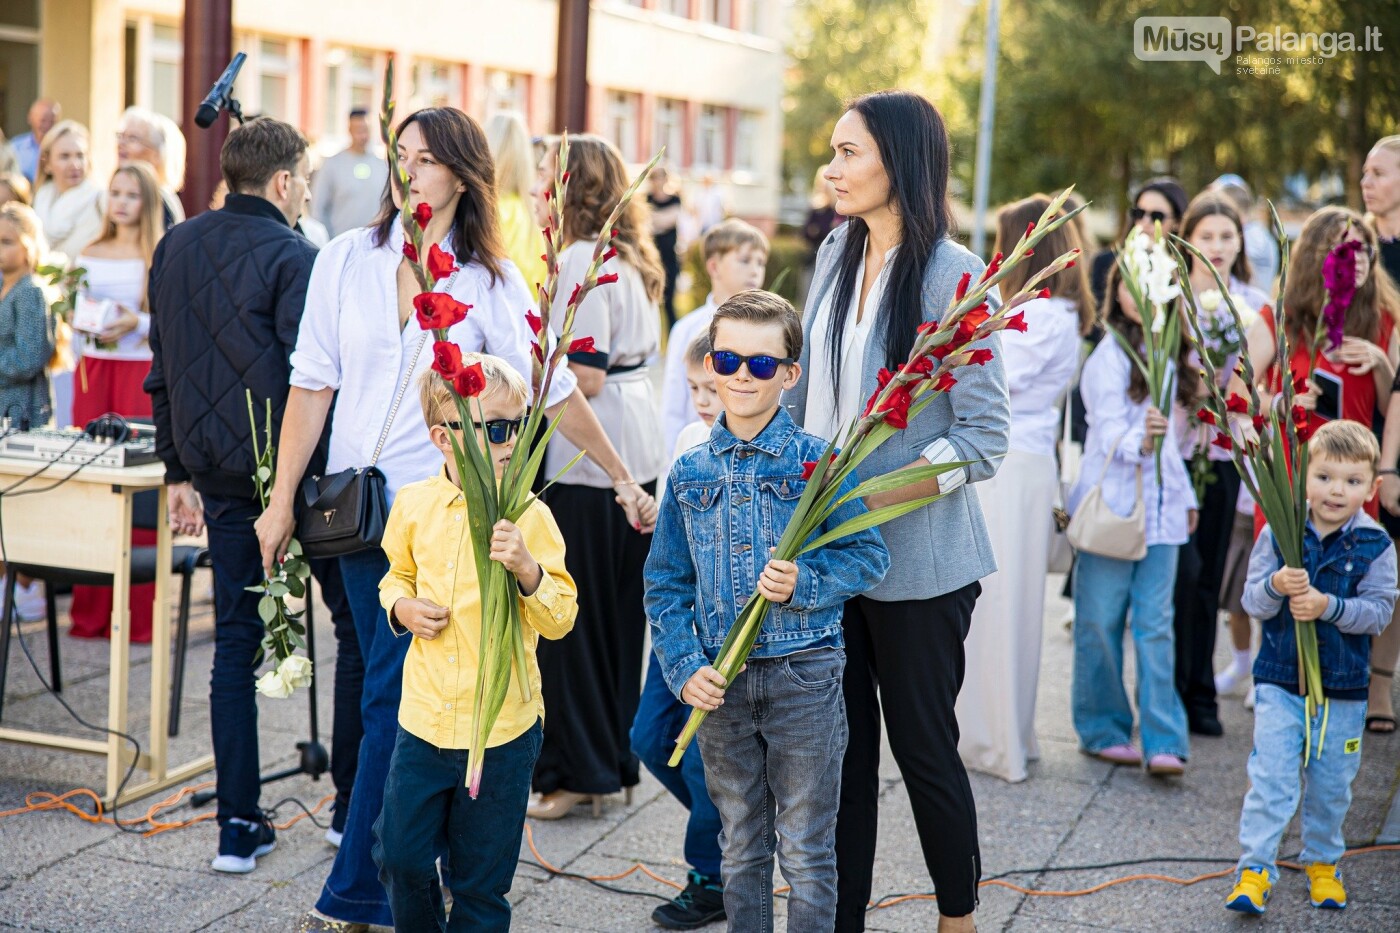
[{"xmin": 297, "ymin": 332, "xmax": 429, "ymax": 558}]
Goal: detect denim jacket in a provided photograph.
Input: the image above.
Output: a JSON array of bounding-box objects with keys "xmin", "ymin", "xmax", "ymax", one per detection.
[
  {"xmin": 644, "ymin": 408, "xmax": 891, "ymax": 698},
  {"xmin": 1242, "ymin": 512, "xmax": 1397, "ymax": 699}
]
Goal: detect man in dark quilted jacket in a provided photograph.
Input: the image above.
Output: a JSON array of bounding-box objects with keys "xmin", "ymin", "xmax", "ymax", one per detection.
[{"xmin": 145, "ymin": 117, "xmax": 363, "ymax": 874}]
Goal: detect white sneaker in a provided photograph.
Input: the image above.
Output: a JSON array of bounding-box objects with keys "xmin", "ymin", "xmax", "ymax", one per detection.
[
  {"xmin": 1243, "ymin": 682, "xmax": 1256, "ymax": 710},
  {"xmin": 324, "ymin": 826, "xmax": 342, "ymax": 848},
  {"xmin": 11, "ymin": 580, "xmax": 45, "ymax": 621},
  {"xmin": 1215, "ymin": 664, "xmax": 1249, "ymax": 695}
]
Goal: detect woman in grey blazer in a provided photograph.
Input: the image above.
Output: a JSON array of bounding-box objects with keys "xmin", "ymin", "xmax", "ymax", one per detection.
[{"xmin": 784, "ymin": 91, "xmax": 1009, "ymax": 933}]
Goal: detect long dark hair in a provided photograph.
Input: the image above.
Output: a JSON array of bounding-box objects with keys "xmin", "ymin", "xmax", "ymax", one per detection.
[
  {"xmin": 372, "ymin": 107, "xmax": 505, "ymax": 285},
  {"xmin": 827, "ymin": 91, "xmax": 954, "ymax": 394}
]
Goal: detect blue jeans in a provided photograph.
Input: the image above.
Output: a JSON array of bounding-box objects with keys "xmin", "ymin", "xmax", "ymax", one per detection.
[
  {"xmin": 696, "ymin": 649, "xmax": 848, "ymax": 933},
  {"xmin": 631, "ymin": 656, "xmax": 723, "ymax": 879},
  {"xmin": 1072, "ymin": 546, "xmax": 1190, "ymax": 760},
  {"xmin": 316, "ymin": 547, "xmax": 405, "ymax": 927},
  {"xmin": 373, "ymin": 722, "xmax": 542, "ymax": 932},
  {"xmin": 1238, "ymin": 685, "xmax": 1367, "ymax": 882},
  {"xmin": 202, "ymin": 494, "xmax": 268, "ymax": 825}
]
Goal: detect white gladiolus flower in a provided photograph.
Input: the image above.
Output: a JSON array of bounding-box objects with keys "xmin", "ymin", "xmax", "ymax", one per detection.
[
  {"xmin": 1199, "ymin": 289, "xmax": 1222, "ymax": 312},
  {"xmin": 255, "ymin": 667, "xmax": 292, "ymax": 699},
  {"xmin": 279, "ymin": 654, "xmax": 314, "ymax": 689}
]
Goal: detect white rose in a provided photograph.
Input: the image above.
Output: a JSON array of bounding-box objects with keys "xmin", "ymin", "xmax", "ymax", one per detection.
[
  {"xmin": 279, "ymin": 654, "xmax": 314, "ymax": 690},
  {"xmin": 255, "ymin": 667, "xmax": 292, "ymax": 699},
  {"xmin": 1199, "ymin": 289, "xmax": 1222, "ymax": 313}
]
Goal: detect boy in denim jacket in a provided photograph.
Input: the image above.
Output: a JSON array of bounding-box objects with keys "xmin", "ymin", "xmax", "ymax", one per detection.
[
  {"xmin": 645, "ymin": 290, "xmax": 890, "ymax": 931},
  {"xmin": 1228, "ymin": 420, "xmax": 1397, "ymax": 915}
]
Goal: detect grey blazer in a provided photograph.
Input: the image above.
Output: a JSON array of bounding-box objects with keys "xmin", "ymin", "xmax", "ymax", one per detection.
[{"xmin": 784, "ymin": 225, "xmax": 1010, "ymax": 601}]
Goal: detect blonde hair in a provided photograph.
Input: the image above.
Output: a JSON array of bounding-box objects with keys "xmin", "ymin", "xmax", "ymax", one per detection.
[
  {"xmin": 37, "ymin": 120, "xmax": 89, "ymax": 187},
  {"xmin": 418, "ymin": 353, "xmax": 529, "ymax": 428},
  {"xmin": 485, "ymin": 112, "xmax": 535, "ymax": 202},
  {"xmin": 1309, "ymin": 419, "xmax": 1381, "ymax": 476},
  {"xmin": 0, "ymin": 203, "xmax": 46, "ymax": 269},
  {"xmin": 0, "ymin": 172, "xmax": 31, "ymax": 206},
  {"xmin": 702, "ymin": 218, "xmax": 769, "ymax": 263},
  {"xmin": 87, "ymin": 162, "xmax": 164, "ymax": 269}
]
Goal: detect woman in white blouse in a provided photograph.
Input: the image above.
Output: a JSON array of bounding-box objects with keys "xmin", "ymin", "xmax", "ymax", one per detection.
[
  {"xmin": 66, "ymin": 161, "xmax": 165, "ymax": 641},
  {"xmin": 254, "ymin": 108, "xmax": 656, "ymax": 932},
  {"xmin": 33, "ymin": 120, "xmax": 102, "ymax": 262},
  {"xmin": 956, "ymin": 195, "xmax": 1094, "ymax": 783},
  {"xmin": 527, "ymin": 135, "xmax": 665, "ymax": 820}
]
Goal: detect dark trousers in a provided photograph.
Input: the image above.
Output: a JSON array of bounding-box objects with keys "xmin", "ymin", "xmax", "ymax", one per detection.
[
  {"xmin": 308, "ymin": 556, "xmax": 364, "ymax": 824},
  {"xmin": 656, "ymin": 231, "xmax": 680, "ymax": 329},
  {"xmin": 835, "ymin": 585, "xmax": 982, "ymax": 926},
  {"xmin": 373, "ymin": 722, "xmax": 542, "ymax": 932},
  {"xmin": 1172, "ymin": 460, "xmax": 1240, "ymax": 724},
  {"xmin": 534, "ymin": 482, "xmax": 653, "ymax": 795},
  {"xmin": 202, "ymin": 498, "xmax": 363, "ymax": 827}
]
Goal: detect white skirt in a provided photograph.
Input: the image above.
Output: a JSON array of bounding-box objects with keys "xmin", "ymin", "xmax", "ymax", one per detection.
[{"xmin": 957, "ymin": 447, "xmax": 1057, "ymax": 782}]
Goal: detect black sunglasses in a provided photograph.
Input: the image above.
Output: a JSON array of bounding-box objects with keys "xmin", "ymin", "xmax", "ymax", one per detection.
[
  {"xmin": 710, "ymin": 350, "xmax": 795, "ymax": 380},
  {"xmin": 442, "ymin": 417, "xmax": 525, "ymax": 444},
  {"xmin": 1130, "ymin": 207, "xmax": 1172, "ymax": 225}
]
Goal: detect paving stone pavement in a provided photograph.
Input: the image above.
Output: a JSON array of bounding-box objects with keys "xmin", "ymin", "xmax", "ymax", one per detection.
[{"xmin": 2, "ymin": 573, "xmax": 1397, "ymax": 931}]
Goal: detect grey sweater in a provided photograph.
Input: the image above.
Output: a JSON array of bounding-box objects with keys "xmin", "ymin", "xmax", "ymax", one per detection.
[
  {"xmin": 312, "ymin": 148, "xmax": 389, "ymax": 239},
  {"xmin": 784, "ymin": 225, "xmax": 1010, "ymax": 601}
]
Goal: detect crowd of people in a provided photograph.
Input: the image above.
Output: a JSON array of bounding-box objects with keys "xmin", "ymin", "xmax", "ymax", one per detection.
[{"xmin": 0, "ymin": 84, "xmax": 1398, "ymax": 933}]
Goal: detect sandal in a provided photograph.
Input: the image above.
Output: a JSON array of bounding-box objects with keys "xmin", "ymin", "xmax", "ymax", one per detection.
[{"xmin": 1367, "ymin": 667, "xmax": 1396, "ymax": 734}]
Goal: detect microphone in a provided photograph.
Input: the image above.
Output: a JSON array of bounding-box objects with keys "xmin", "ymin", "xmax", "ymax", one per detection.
[{"xmin": 194, "ymin": 52, "xmax": 247, "ymax": 129}]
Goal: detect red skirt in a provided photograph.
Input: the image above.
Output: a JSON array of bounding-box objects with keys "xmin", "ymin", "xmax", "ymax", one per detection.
[{"xmin": 69, "ymin": 356, "xmax": 156, "ymax": 643}]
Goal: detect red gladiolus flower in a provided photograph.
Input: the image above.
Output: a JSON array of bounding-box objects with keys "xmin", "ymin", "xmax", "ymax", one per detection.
[
  {"xmin": 1291, "ymin": 404, "xmax": 1308, "ymax": 424},
  {"xmin": 568, "ymin": 337, "xmax": 596, "ymax": 355},
  {"xmin": 413, "ymin": 202, "xmax": 432, "ymax": 229},
  {"xmin": 452, "ymin": 361, "xmax": 486, "ymax": 398},
  {"xmin": 876, "ymin": 367, "xmax": 894, "ymax": 389},
  {"xmin": 963, "ymin": 305, "xmax": 991, "ymax": 331},
  {"xmin": 567, "ymin": 283, "xmax": 583, "ymax": 306},
  {"xmin": 413, "ymin": 292, "xmax": 470, "ymax": 330},
  {"xmin": 525, "ymin": 311, "xmax": 543, "ymax": 334},
  {"xmin": 532, "ymin": 341, "xmax": 544, "ymax": 363},
  {"xmin": 1292, "ymin": 376, "xmax": 1310, "ymax": 395},
  {"xmin": 1003, "ymin": 311, "xmax": 1028, "ymax": 333},
  {"xmin": 1196, "ymin": 407, "xmax": 1217, "ymax": 426},
  {"xmin": 907, "ymin": 354, "xmax": 936, "ymax": 377},
  {"xmin": 1212, "ymin": 433, "xmax": 1233, "ymax": 451},
  {"xmin": 877, "ymin": 386, "xmax": 914, "ymax": 429},
  {"xmin": 968, "ymin": 348, "xmax": 995, "ymax": 366},
  {"xmin": 1225, "ymin": 393, "xmax": 1249, "ymax": 414},
  {"xmin": 1252, "ymin": 414, "xmax": 1267, "ymax": 432},
  {"xmin": 402, "ymin": 242, "xmax": 418, "ymax": 263},
  {"xmin": 1296, "ymin": 421, "xmax": 1315, "ymax": 443},
  {"xmin": 800, "ymin": 453, "xmax": 837, "ymax": 481},
  {"xmin": 932, "ymin": 372, "xmax": 957, "ymax": 393},
  {"xmin": 431, "ymin": 340, "xmax": 464, "ymax": 379},
  {"xmin": 983, "ymin": 251, "xmax": 1004, "ymax": 281},
  {"xmin": 602, "ymin": 246, "xmax": 618, "ymax": 263},
  {"xmin": 596, "ymin": 272, "xmax": 620, "ymax": 286},
  {"xmin": 953, "ymin": 272, "xmax": 972, "ymax": 301},
  {"xmin": 1038, "ymin": 287, "xmax": 1051, "ymax": 299},
  {"xmin": 1025, "ymin": 221, "xmax": 1036, "ymax": 238},
  {"xmin": 427, "ymin": 244, "xmax": 458, "ymax": 282}
]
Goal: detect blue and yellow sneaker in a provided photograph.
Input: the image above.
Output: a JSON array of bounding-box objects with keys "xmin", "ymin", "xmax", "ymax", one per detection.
[
  {"xmin": 1306, "ymin": 863, "xmax": 1347, "ymax": 909},
  {"xmin": 1225, "ymin": 867, "xmax": 1271, "ymax": 915}
]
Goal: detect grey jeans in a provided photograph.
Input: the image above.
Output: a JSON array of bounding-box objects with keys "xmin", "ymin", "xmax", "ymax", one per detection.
[{"xmin": 696, "ymin": 648, "xmax": 848, "ymax": 932}]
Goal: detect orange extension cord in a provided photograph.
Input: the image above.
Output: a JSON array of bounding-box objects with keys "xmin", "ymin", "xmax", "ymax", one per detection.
[{"xmin": 2, "ymin": 785, "xmax": 1395, "ymax": 908}]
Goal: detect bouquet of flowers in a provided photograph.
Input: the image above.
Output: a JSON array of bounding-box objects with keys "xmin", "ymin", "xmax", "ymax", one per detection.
[
  {"xmin": 381, "ymin": 60, "xmax": 658, "ymax": 796},
  {"xmin": 1317, "ymin": 226, "xmax": 1366, "ymax": 353},
  {"xmin": 1107, "ymin": 225, "xmax": 1182, "ymax": 495},
  {"xmin": 1187, "ymin": 288, "xmax": 1250, "ymax": 500},
  {"xmin": 245, "ymin": 390, "xmax": 315, "ymax": 699},
  {"xmin": 1173, "ymin": 207, "xmax": 1327, "ymax": 757},
  {"xmin": 667, "ymin": 189, "xmax": 1086, "ymax": 764}
]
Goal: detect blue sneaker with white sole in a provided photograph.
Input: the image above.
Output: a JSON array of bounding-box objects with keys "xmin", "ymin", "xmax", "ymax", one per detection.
[{"xmin": 211, "ymin": 816, "xmax": 276, "ymax": 873}]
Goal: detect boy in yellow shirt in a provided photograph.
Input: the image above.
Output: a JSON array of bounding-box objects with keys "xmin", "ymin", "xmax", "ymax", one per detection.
[{"xmin": 372, "ymin": 355, "xmax": 578, "ymax": 931}]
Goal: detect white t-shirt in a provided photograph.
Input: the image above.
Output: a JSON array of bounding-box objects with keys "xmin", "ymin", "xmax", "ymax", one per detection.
[
  {"xmin": 76, "ymin": 254, "xmax": 151, "ymax": 361},
  {"xmin": 661, "ymin": 296, "xmax": 715, "ymax": 454}
]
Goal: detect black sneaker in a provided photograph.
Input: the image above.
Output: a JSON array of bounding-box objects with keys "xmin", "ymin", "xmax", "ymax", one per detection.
[
  {"xmin": 211, "ymin": 815, "xmax": 276, "ymax": 873},
  {"xmin": 652, "ymin": 871, "xmax": 725, "ymax": 930}
]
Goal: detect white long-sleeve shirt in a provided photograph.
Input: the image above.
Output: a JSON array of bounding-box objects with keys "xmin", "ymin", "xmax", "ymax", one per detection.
[
  {"xmin": 1002, "ymin": 296, "xmax": 1081, "ymax": 458},
  {"xmin": 290, "ymin": 225, "xmax": 576, "ymax": 504},
  {"xmin": 660, "ymin": 296, "xmax": 714, "ymax": 454},
  {"xmin": 1069, "ymin": 337, "xmax": 1198, "ymax": 548}
]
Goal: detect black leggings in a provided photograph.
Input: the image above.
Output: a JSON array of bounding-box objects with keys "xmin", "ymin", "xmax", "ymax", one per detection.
[{"xmin": 835, "ymin": 585, "xmax": 982, "ymax": 926}]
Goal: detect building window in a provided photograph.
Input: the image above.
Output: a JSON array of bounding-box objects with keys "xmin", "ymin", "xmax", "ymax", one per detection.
[
  {"xmin": 322, "ymin": 48, "xmax": 382, "ymax": 152},
  {"xmin": 483, "ymin": 70, "xmax": 528, "ymax": 120},
  {"xmin": 251, "ymin": 38, "xmax": 298, "ymax": 123},
  {"xmin": 416, "ymin": 60, "xmax": 458, "ymax": 109},
  {"xmin": 699, "ymin": 0, "xmax": 732, "ymax": 26},
  {"xmin": 657, "ymin": 0, "xmax": 690, "ymax": 16},
  {"xmin": 735, "ymin": 110, "xmax": 759, "ymax": 173},
  {"xmin": 654, "ymin": 98, "xmax": 684, "ymax": 169},
  {"xmin": 696, "ymin": 104, "xmax": 725, "ymax": 170},
  {"xmin": 737, "ymin": 0, "xmax": 763, "ymax": 34},
  {"xmin": 149, "ymin": 22, "xmax": 183, "ymax": 122},
  {"xmin": 605, "ymin": 91, "xmax": 640, "ymax": 162}
]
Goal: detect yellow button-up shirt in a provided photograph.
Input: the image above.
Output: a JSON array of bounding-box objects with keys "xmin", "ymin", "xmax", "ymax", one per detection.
[{"xmin": 379, "ymin": 469, "xmax": 578, "ymax": 750}]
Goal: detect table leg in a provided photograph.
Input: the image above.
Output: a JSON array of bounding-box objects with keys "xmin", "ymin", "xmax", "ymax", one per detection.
[
  {"xmin": 147, "ymin": 486, "xmax": 172, "ymax": 778},
  {"xmin": 105, "ymin": 493, "xmax": 134, "ymax": 803}
]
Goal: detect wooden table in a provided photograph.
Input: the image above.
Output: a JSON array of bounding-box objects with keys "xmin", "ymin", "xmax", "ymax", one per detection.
[{"xmin": 0, "ymin": 455, "xmax": 214, "ymax": 805}]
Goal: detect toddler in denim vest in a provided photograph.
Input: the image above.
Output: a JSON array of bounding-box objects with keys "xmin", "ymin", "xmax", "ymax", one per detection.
[
  {"xmin": 645, "ymin": 290, "xmax": 889, "ymax": 931},
  {"xmin": 1228, "ymin": 420, "xmax": 1396, "ymax": 915}
]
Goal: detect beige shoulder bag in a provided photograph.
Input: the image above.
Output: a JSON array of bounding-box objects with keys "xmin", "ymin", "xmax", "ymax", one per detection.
[{"xmin": 1066, "ymin": 436, "xmax": 1147, "ymax": 561}]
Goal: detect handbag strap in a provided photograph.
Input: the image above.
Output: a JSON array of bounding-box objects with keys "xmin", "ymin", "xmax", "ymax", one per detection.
[
  {"xmin": 305, "ymin": 468, "xmax": 360, "ymax": 511},
  {"xmin": 368, "ymin": 266, "xmax": 460, "ymax": 468},
  {"xmin": 1091, "ymin": 432, "xmax": 1144, "ymax": 498}
]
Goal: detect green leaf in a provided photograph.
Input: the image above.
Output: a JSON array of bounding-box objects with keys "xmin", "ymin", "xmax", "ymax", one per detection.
[
  {"xmin": 257, "ymin": 596, "xmax": 277, "ymax": 624},
  {"xmin": 285, "ymin": 575, "xmax": 305, "ymax": 599},
  {"xmin": 836, "ymin": 459, "xmax": 978, "ymax": 506},
  {"xmin": 798, "ymin": 494, "xmax": 942, "ymax": 555},
  {"xmin": 256, "ymin": 466, "xmax": 272, "ymax": 483},
  {"xmin": 268, "ymin": 581, "xmax": 290, "ymax": 599},
  {"xmin": 286, "ymin": 538, "xmax": 302, "ymax": 557}
]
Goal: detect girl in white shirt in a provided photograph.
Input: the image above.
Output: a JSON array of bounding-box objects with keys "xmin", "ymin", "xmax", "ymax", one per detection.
[
  {"xmin": 1070, "ymin": 265, "xmax": 1198, "ymax": 777},
  {"xmin": 957, "ymin": 196, "xmax": 1095, "ymax": 783},
  {"xmin": 66, "ymin": 162, "xmax": 165, "ymax": 642}
]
